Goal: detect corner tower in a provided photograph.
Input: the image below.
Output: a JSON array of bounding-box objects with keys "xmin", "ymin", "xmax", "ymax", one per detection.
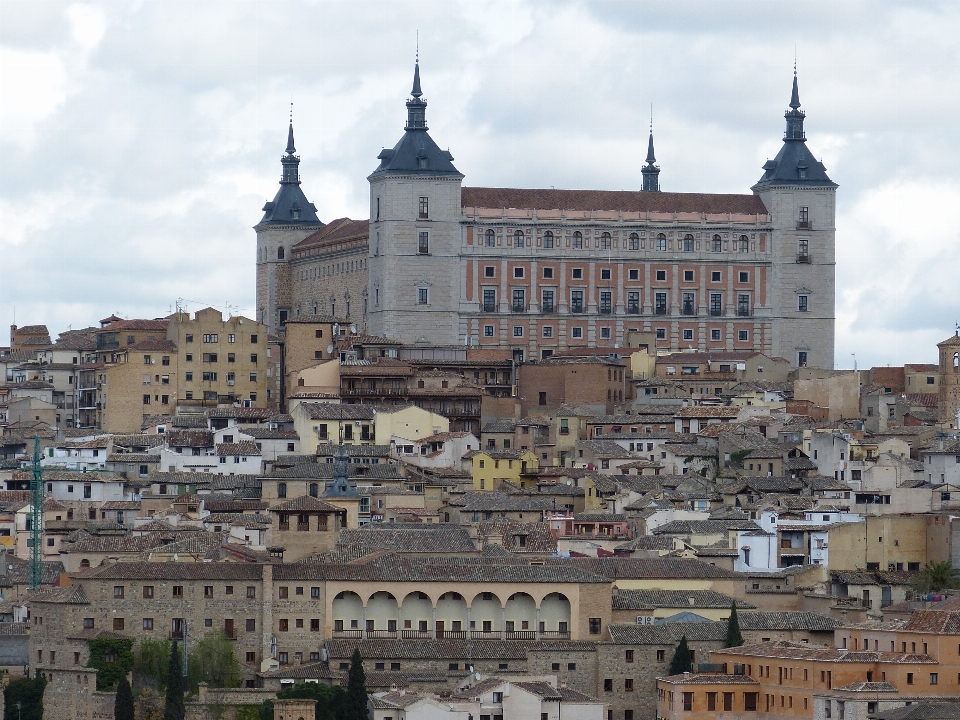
[
  {"xmin": 255, "ymin": 119, "xmax": 323, "ymax": 336},
  {"xmin": 752, "ymin": 70, "xmax": 838, "ymax": 368},
  {"xmin": 367, "ymin": 61, "xmax": 464, "ymax": 344}
]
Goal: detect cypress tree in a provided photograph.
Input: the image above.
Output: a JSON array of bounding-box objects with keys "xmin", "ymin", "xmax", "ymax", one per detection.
[
  {"xmin": 668, "ymin": 635, "xmax": 693, "ymax": 675},
  {"xmin": 726, "ymin": 602, "xmax": 744, "ymax": 647},
  {"xmin": 114, "ymin": 674, "xmax": 135, "ymax": 720},
  {"xmin": 163, "ymin": 641, "xmax": 185, "ymax": 720},
  {"xmin": 344, "ymin": 648, "xmax": 368, "ymax": 720}
]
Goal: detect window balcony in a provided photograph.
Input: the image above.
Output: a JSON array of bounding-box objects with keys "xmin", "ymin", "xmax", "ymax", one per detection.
[
  {"xmin": 797, "ymin": 253, "xmax": 812, "ymax": 264},
  {"xmin": 655, "ymin": 307, "xmax": 668, "ymax": 315},
  {"xmin": 797, "ymin": 221, "xmax": 812, "ymax": 230},
  {"xmin": 570, "ymin": 303, "xmax": 584, "ymax": 314},
  {"xmin": 599, "ymin": 307, "xmax": 612, "ymax": 315},
  {"xmin": 626, "ymin": 304, "xmax": 640, "ymax": 315},
  {"xmin": 737, "ymin": 309, "xmax": 752, "ymax": 317},
  {"xmin": 681, "ymin": 305, "xmax": 696, "ymax": 316},
  {"xmin": 481, "ymin": 303, "xmax": 497, "ymax": 313},
  {"xmin": 511, "ymin": 303, "xmax": 526, "ymax": 313},
  {"xmin": 541, "ymin": 303, "xmax": 555, "ymax": 313}
]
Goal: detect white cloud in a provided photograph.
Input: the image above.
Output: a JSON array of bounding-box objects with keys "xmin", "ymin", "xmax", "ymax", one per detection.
[{"xmin": 1, "ymin": 0, "xmax": 959, "ymax": 369}]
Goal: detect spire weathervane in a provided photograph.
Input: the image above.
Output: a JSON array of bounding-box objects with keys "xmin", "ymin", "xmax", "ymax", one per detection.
[{"xmin": 641, "ymin": 103, "xmax": 660, "ymax": 192}]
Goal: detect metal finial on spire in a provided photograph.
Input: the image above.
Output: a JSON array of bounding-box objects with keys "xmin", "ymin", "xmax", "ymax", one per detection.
[
  {"xmin": 790, "ymin": 63, "xmax": 801, "ymax": 109},
  {"xmin": 411, "ymin": 59, "xmax": 422, "ymax": 98}
]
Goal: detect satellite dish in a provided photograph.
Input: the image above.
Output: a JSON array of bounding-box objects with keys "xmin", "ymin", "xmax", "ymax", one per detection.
[
  {"xmin": 475, "ymin": 672, "xmax": 481, "ymax": 681},
  {"xmin": 327, "ymin": 345, "xmax": 334, "ymax": 354},
  {"xmin": 350, "ymin": 325, "xmax": 357, "ymax": 334}
]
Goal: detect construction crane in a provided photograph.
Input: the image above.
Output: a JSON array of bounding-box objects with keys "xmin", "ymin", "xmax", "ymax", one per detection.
[{"xmin": 30, "ymin": 437, "xmax": 43, "ymax": 590}]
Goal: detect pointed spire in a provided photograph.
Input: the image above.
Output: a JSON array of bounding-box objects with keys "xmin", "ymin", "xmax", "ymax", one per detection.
[
  {"xmin": 641, "ymin": 106, "xmax": 660, "ymax": 192},
  {"xmin": 405, "ymin": 56, "xmax": 428, "ymax": 131},
  {"xmin": 280, "ymin": 107, "xmax": 301, "ymax": 184},
  {"xmin": 790, "ymin": 66, "xmax": 801, "ymax": 109},
  {"xmin": 412, "ymin": 62, "xmax": 422, "ymax": 98}
]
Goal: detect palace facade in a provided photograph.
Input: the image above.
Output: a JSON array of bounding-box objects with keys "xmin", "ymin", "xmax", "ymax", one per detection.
[{"xmin": 256, "ymin": 64, "xmax": 836, "ymax": 368}]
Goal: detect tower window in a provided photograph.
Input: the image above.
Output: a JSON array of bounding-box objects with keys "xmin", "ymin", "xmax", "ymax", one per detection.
[
  {"xmin": 418, "ymin": 288, "xmax": 428, "ymax": 305},
  {"xmin": 418, "ymin": 232, "xmax": 429, "ymax": 254},
  {"xmin": 798, "ymin": 351, "xmax": 809, "ymax": 367},
  {"xmin": 798, "ymin": 295, "xmax": 808, "ymax": 312},
  {"xmin": 419, "ymin": 196, "xmax": 429, "ymax": 219},
  {"xmin": 277, "ymin": 247, "xmax": 285, "ymax": 260}
]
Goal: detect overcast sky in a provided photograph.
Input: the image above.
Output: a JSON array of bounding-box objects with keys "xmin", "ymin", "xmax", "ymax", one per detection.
[{"xmin": 2, "ymin": 0, "xmax": 958, "ymax": 368}]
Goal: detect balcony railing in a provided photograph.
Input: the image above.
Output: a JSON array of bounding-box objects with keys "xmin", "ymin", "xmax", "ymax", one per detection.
[
  {"xmin": 541, "ymin": 303, "xmax": 555, "ymax": 313},
  {"xmin": 570, "ymin": 303, "xmax": 584, "ymax": 314},
  {"xmin": 332, "ymin": 629, "xmax": 362, "ymax": 638},
  {"xmin": 169, "ymin": 630, "xmax": 184, "ymax": 640},
  {"xmin": 401, "ymin": 630, "xmax": 432, "ymax": 639},
  {"xmin": 626, "ymin": 305, "xmax": 640, "ymax": 315},
  {"xmin": 681, "ymin": 306, "xmax": 696, "ymax": 316},
  {"xmin": 539, "ymin": 630, "xmax": 571, "ymax": 640},
  {"xmin": 655, "ymin": 306, "xmax": 668, "ymax": 315},
  {"xmin": 471, "ymin": 630, "xmax": 501, "ymax": 640},
  {"xmin": 296, "ymin": 522, "xmax": 310, "ymax": 532},
  {"xmin": 435, "ymin": 630, "xmax": 468, "ymax": 639},
  {"xmin": 504, "ymin": 630, "xmax": 537, "ymax": 640},
  {"xmin": 481, "ymin": 303, "xmax": 497, "ymax": 313},
  {"xmin": 797, "ymin": 220, "xmax": 811, "ymax": 230},
  {"xmin": 366, "ymin": 630, "xmax": 398, "ymax": 639},
  {"xmin": 599, "ymin": 307, "xmax": 612, "ymax": 315},
  {"xmin": 511, "ymin": 303, "xmax": 526, "ymax": 313},
  {"xmin": 797, "ymin": 253, "xmax": 812, "ymax": 264}
]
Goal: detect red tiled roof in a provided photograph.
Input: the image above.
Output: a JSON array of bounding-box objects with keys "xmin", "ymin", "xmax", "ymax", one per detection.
[
  {"xmin": 461, "ymin": 187, "xmax": 769, "ymax": 215},
  {"xmin": 293, "ymin": 218, "xmax": 369, "ymax": 250},
  {"xmin": 100, "ymin": 319, "xmax": 169, "ymax": 331},
  {"xmin": 127, "ymin": 339, "xmax": 177, "ymax": 351}
]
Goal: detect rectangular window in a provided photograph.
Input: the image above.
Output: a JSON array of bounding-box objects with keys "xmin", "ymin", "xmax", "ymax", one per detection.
[
  {"xmin": 541, "ymin": 290, "xmax": 555, "ymax": 313},
  {"xmin": 628, "ymin": 268, "xmax": 639, "ymax": 280},
  {"xmin": 570, "ymin": 290, "xmax": 584, "ymax": 313},
  {"xmin": 683, "ymin": 329, "xmax": 694, "ymax": 341},
  {"xmin": 710, "ymin": 293, "xmax": 722, "ymax": 316},
  {"xmin": 185, "ymin": 371, "xmax": 193, "ymax": 381},
  {"xmin": 419, "ymin": 196, "xmax": 428, "ymax": 219},
  {"xmin": 798, "ymin": 351, "xmax": 808, "ymax": 367},
  {"xmin": 418, "ymin": 288, "xmax": 428, "ymax": 305},
  {"xmin": 418, "ymin": 231, "xmax": 429, "ymax": 254},
  {"xmin": 114, "ymin": 586, "xmax": 124, "ymax": 599},
  {"xmin": 737, "ymin": 293, "xmax": 751, "ymax": 316},
  {"xmin": 542, "ymin": 326, "xmax": 553, "ymax": 338},
  {"xmin": 247, "ymin": 586, "xmax": 256, "ymax": 599},
  {"xmin": 626, "ymin": 291, "xmax": 640, "ymax": 314},
  {"xmin": 655, "ymin": 292, "xmax": 668, "ymax": 315},
  {"xmin": 484, "ymin": 325, "xmax": 494, "ymax": 337},
  {"xmin": 798, "ymin": 295, "xmax": 808, "ymax": 312},
  {"xmin": 656, "ymin": 328, "xmax": 665, "ymax": 339},
  {"xmin": 572, "ymin": 268, "xmax": 583, "ymax": 279},
  {"xmin": 513, "ymin": 326, "xmax": 524, "ymax": 337},
  {"xmin": 512, "ymin": 289, "xmax": 525, "ymax": 312},
  {"xmin": 483, "ymin": 288, "xmax": 497, "ymax": 312},
  {"xmin": 682, "ymin": 292, "xmax": 696, "ymax": 315},
  {"xmin": 571, "ymin": 327, "xmax": 583, "ymax": 339},
  {"xmin": 711, "ymin": 329, "xmax": 721, "ymax": 341},
  {"xmin": 143, "ymin": 618, "xmax": 153, "ymax": 630},
  {"xmin": 203, "ymin": 334, "xmax": 219, "ymax": 343},
  {"xmin": 172, "ymin": 586, "xmax": 183, "ymax": 597},
  {"xmin": 484, "ymin": 265, "xmax": 495, "ymax": 277},
  {"xmin": 113, "ymin": 618, "xmax": 125, "ymax": 631},
  {"xmin": 589, "ymin": 617, "xmax": 602, "ymax": 635},
  {"xmin": 599, "ymin": 291, "xmax": 612, "ymax": 314},
  {"xmin": 201, "ymin": 353, "xmax": 218, "ymax": 362},
  {"xmin": 739, "ymin": 271, "xmax": 749, "ymax": 283},
  {"xmin": 202, "ymin": 372, "xmax": 217, "ymax": 381}
]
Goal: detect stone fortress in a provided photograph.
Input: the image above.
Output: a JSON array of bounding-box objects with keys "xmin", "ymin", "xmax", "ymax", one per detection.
[{"xmin": 256, "ymin": 63, "xmax": 837, "ymax": 368}]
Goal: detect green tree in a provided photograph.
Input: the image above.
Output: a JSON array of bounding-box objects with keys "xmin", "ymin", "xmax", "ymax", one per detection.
[
  {"xmin": 135, "ymin": 638, "xmax": 173, "ymax": 691},
  {"xmin": 3, "ymin": 675, "xmax": 46, "ymax": 720},
  {"xmin": 725, "ymin": 602, "xmax": 744, "ymax": 647},
  {"xmin": 668, "ymin": 635, "xmax": 693, "ymax": 675},
  {"xmin": 343, "ymin": 648, "xmax": 369, "ymax": 720},
  {"xmin": 134, "ymin": 688, "xmax": 166, "ymax": 720},
  {"xmin": 164, "ymin": 641, "xmax": 185, "ymax": 720},
  {"xmin": 913, "ymin": 561, "xmax": 960, "ymax": 594},
  {"xmin": 115, "ymin": 674, "xmax": 135, "ymax": 720},
  {"xmin": 275, "ymin": 682, "xmax": 347, "ymax": 720},
  {"xmin": 187, "ymin": 631, "xmax": 242, "ymax": 693}
]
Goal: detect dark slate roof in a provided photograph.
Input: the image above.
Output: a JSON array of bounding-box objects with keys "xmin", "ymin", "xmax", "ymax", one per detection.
[
  {"xmin": 612, "ymin": 590, "xmax": 755, "ymax": 611},
  {"xmin": 337, "ymin": 525, "xmax": 477, "ymax": 554},
  {"xmin": 461, "ymin": 187, "xmax": 769, "ymax": 215},
  {"xmin": 271, "ymin": 495, "xmax": 343, "ymax": 513},
  {"xmin": 455, "ymin": 492, "xmax": 555, "ymax": 513},
  {"xmin": 653, "ymin": 519, "xmax": 761, "ymax": 535},
  {"xmin": 259, "ymin": 124, "xmax": 323, "ymax": 226},
  {"xmin": 263, "ymin": 463, "xmax": 402, "ymax": 480},
  {"xmin": 738, "ymin": 611, "xmax": 840, "ymax": 632},
  {"xmin": 325, "ymin": 638, "xmax": 595, "ymax": 661},
  {"xmin": 74, "ymin": 561, "xmax": 264, "ymax": 580},
  {"xmin": 548, "ymin": 557, "xmax": 740, "ymax": 580},
  {"xmin": 276, "ymin": 553, "xmax": 609, "ymax": 584},
  {"xmin": 875, "ymin": 702, "xmax": 960, "ymax": 720}
]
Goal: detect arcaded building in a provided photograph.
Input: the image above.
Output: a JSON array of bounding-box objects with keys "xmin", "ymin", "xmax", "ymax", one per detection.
[{"xmin": 256, "ymin": 65, "xmax": 837, "ymax": 368}]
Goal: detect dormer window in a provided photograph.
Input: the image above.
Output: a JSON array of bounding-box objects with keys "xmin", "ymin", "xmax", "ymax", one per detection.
[{"xmin": 290, "ymin": 202, "xmax": 301, "ymax": 220}]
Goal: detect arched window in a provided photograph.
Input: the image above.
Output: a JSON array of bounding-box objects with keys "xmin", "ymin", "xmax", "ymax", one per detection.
[
  {"xmin": 629, "ymin": 233, "xmax": 640, "ymax": 250},
  {"xmin": 656, "ymin": 233, "xmax": 667, "ymax": 251},
  {"xmin": 277, "ymin": 246, "xmax": 285, "ymax": 260},
  {"xmin": 514, "ymin": 230, "xmax": 524, "ymax": 249},
  {"xmin": 309, "ymin": 483, "xmax": 319, "ymax": 498},
  {"xmin": 573, "ymin": 231, "xmax": 583, "ymax": 249},
  {"xmin": 683, "ymin": 234, "xmax": 694, "ymax": 252},
  {"xmin": 601, "ymin": 232, "xmax": 612, "ymax": 250},
  {"xmin": 485, "ymin": 229, "xmax": 496, "ymax": 247},
  {"xmin": 712, "ymin": 235, "xmax": 722, "ymax": 252},
  {"xmin": 543, "ymin": 231, "xmax": 554, "ymax": 249},
  {"xmin": 739, "ymin": 235, "xmax": 749, "ymax": 252},
  {"xmin": 80, "ymin": 559, "xmax": 90, "ymax": 568},
  {"xmin": 954, "ymin": 351, "xmax": 959, "ymax": 370}
]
